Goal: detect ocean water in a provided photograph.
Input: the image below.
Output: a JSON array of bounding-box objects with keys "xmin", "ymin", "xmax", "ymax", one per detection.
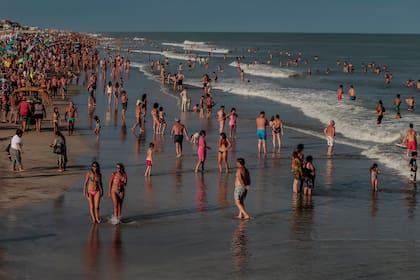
[{"xmin": 104, "ymin": 32, "xmax": 420, "ymax": 177}]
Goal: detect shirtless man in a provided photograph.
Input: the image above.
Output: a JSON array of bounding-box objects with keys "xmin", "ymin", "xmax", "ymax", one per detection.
[
  {"xmin": 180, "ymin": 88, "xmax": 188, "ymax": 112},
  {"xmin": 217, "ymin": 105, "xmax": 226, "ymax": 134},
  {"xmin": 234, "ymin": 158, "xmax": 250, "ymax": 219},
  {"xmin": 337, "ymin": 84, "xmax": 343, "ymax": 101},
  {"xmin": 176, "ymin": 71, "xmax": 184, "ymax": 91},
  {"xmin": 171, "ymin": 118, "xmax": 189, "ymax": 158},
  {"xmin": 348, "ymin": 85, "xmax": 356, "ymax": 100},
  {"xmin": 403, "ymin": 123, "xmax": 417, "ymax": 157},
  {"xmin": 406, "ymin": 96, "xmax": 414, "ymax": 112},
  {"xmin": 324, "ymin": 120, "xmax": 335, "ymax": 156},
  {"xmin": 256, "ymin": 111, "xmax": 268, "ymax": 154},
  {"xmin": 66, "ymin": 102, "xmax": 78, "ymax": 136}
]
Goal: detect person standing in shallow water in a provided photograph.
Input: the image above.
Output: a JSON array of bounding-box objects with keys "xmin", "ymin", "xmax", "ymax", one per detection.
[
  {"xmin": 324, "ymin": 120, "xmax": 335, "ymax": 156},
  {"xmin": 234, "ymin": 158, "xmax": 250, "ymax": 219},
  {"xmin": 370, "ymin": 163, "xmax": 380, "ymax": 192},
  {"xmin": 256, "ymin": 111, "xmax": 268, "ymax": 154},
  {"xmin": 83, "ymin": 161, "xmax": 104, "ymax": 224}
]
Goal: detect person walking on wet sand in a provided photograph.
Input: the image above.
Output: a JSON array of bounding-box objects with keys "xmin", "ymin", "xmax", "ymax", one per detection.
[
  {"xmin": 324, "ymin": 120, "xmax": 335, "ymax": 156},
  {"xmin": 234, "ymin": 158, "xmax": 250, "ymax": 219},
  {"xmin": 171, "ymin": 118, "xmax": 189, "ymax": 158},
  {"xmin": 65, "ymin": 102, "xmax": 78, "ymax": 136},
  {"xmin": 108, "ymin": 163, "xmax": 127, "ymax": 224},
  {"xmin": 10, "ymin": 129, "xmax": 24, "ymax": 172},
  {"xmin": 83, "ymin": 161, "xmax": 104, "ymax": 224},
  {"xmin": 145, "ymin": 142, "xmax": 155, "ymax": 177}
]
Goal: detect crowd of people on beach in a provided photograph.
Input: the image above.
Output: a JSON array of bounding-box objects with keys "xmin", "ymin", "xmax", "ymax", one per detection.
[{"xmin": 2, "ymin": 30, "xmax": 420, "ymax": 226}]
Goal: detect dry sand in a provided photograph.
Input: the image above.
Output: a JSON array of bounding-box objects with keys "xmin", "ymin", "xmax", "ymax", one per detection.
[{"xmin": 0, "ymin": 85, "xmax": 89, "ymax": 209}]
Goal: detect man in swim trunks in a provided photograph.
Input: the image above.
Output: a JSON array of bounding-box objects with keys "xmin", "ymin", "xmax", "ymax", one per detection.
[
  {"xmin": 234, "ymin": 158, "xmax": 251, "ymax": 219},
  {"xmin": 256, "ymin": 111, "xmax": 268, "ymax": 154},
  {"xmin": 171, "ymin": 118, "xmax": 189, "ymax": 158},
  {"xmin": 234, "ymin": 158, "xmax": 250, "ymax": 219},
  {"xmin": 324, "ymin": 120, "xmax": 336, "ymax": 156},
  {"xmin": 66, "ymin": 101, "xmax": 78, "ymax": 136},
  {"xmin": 403, "ymin": 123, "xmax": 417, "ymax": 157}
]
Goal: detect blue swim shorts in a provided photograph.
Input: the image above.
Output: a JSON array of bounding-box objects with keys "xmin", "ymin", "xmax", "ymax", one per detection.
[{"xmin": 257, "ymin": 129, "xmax": 266, "ymax": 140}]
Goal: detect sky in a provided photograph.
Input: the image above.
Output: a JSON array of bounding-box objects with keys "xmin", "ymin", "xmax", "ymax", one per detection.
[{"xmin": 1, "ymin": 0, "xmax": 419, "ymax": 34}]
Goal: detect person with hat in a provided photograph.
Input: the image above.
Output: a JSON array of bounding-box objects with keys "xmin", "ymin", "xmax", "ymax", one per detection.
[{"xmin": 171, "ymin": 118, "xmax": 189, "ymax": 158}]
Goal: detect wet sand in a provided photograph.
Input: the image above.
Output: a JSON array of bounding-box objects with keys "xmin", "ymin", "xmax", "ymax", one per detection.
[{"xmin": 0, "ymin": 67, "xmax": 418, "ymax": 279}]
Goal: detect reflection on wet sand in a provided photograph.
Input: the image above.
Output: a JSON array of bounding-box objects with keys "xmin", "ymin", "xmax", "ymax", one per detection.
[
  {"xmin": 85, "ymin": 224, "xmax": 100, "ymax": 280},
  {"xmin": 405, "ymin": 187, "xmax": 416, "ymax": 220},
  {"xmin": 195, "ymin": 174, "xmax": 207, "ymax": 213},
  {"xmin": 217, "ymin": 174, "xmax": 229, "ymax": 209},
  {"xmin": 133, "ymin": 132, "xmax": 146, "ymax": 159},
  {"xmin": 173, "ymin": 158, "xmax": 183, "ymax": 193},
  {"xmin": 370, "ymin": 191, "xmax": 378, "ymax": 218},
  {"xmin": 231, "ymin": 220, "xmax": 249, "ymax": 277},
  {"xmin": 324, "ymin": 158, "xmax": 334, "ymax": 188},
  {"xmin": 109, "ymin": 226, "xmax": 123, "ymax": 279},
  {"xmin": 120, "ymin": 124, "xmax": 127, "ymax": 142},
  {"xmin": 290, "ymin": 194, "xmax": 314, "ymax": 241}
]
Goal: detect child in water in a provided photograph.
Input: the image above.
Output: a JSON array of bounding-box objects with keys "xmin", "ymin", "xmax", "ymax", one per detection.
[
  {"xmin": 370, "ymin": 163, "xmax": 380, "ymax": 192},
  {"xmin": 145, "ymin": 142, "xmax": 155, "ymax": 177}
]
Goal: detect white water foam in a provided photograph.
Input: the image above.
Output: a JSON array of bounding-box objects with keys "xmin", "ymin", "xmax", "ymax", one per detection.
[
  {"xmin": 211, "ymin": 78, "xmax": 418, "ymax": 177},
  {"xmin": 162, "ymin": 41, "xmax": 230, "ymax": 54},
  {"xmin": 229, "ymin": 61, "xmax": 300, "ymax": 78}
]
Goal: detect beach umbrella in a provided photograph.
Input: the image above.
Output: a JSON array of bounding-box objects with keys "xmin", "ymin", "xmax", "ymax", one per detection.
[
  {"xmin": 17, "ymin": 57, "xmax": 27, "ymax": 64},
  {"xmin": 3, "ymin": 53, "xmax": 16, "ymax": 57}
]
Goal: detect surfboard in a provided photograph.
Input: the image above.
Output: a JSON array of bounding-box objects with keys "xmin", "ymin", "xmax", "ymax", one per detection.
[{"xmin": 395, "ymin": 143, "xmax": 407, "ymax": 149}]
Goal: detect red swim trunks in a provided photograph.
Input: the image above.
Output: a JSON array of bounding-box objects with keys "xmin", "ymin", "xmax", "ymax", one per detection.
[
  {"xmin": 407, "ymin": 141, "xmax": 417, "ymax": 151},
  {"xmin": 146, "ymin": 160, "xmax": 152, "ymax": 167}
]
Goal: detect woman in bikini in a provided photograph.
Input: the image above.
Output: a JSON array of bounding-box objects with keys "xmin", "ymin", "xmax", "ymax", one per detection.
[
  {"xmin": 108, "ymin": 163, "xmax": 128, "ymax": 223},
  {"xmin": 83, "ymin": 161, "xmax": 104, "ymax": 223},
  {"xmin": 271, "ymin": 114, "xmax": 284, "ymax": 151},
  {"xmin": 218, "ymin": 132, "xmax": 232, "ymax": 173}
]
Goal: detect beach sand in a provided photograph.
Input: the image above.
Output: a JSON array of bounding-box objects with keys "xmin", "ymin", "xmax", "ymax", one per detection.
[{"xmin": 0, "ymin": 85, "xmax": 89, "ymax": 209}]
